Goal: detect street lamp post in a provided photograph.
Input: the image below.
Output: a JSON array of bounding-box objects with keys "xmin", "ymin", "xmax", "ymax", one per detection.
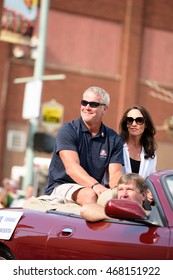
[{"xmin": 22, "ymin": 0, "xmax": 50, "ymax": 190}]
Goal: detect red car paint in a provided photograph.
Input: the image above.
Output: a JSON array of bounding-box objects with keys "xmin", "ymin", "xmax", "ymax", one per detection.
[{"xmin": 0, "ymin": 170, "xmax": 173, "ymax": 260}]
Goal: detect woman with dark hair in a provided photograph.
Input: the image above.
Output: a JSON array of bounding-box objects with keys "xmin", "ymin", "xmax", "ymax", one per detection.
[{"xmin": 119, "ymin": 104, "xmax": 157, "ymax": 178}]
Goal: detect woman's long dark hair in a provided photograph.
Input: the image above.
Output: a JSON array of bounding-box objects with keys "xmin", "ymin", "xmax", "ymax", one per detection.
[{"xmin": 119, "ymin": 105, "xmax": 157, "ymax": 159}]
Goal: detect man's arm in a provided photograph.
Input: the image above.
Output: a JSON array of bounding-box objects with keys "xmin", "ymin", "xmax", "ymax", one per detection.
[
  {"xmin": 80, "ymin": 203, "xmax": 110, "ymax": 222},
  {"xmin": 59, "ymin": 150, "xmax": 106, "ymax": 192},
  {"xmin": 108, "ymin": 163, "xmax": 122, "ymax": 189}
]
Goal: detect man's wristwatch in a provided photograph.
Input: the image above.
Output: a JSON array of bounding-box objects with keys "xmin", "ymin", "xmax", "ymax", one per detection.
[{"xmin": 91, "ymin": 182, "xmax": 100, "ymax": 188}]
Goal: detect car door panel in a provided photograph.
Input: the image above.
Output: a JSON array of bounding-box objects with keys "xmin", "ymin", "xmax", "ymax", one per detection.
[{"xmin": 46, "ymin": 215, "xmax": 169, "ymax": 259}]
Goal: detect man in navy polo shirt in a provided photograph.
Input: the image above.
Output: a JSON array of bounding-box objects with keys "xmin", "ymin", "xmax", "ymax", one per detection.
[{"xmin": 45, "ymin": 86, "xmax": 124, "ymax": 206}]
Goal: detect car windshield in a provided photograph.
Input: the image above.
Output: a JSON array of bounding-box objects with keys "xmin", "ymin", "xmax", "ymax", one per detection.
[
  {"xmin": 161, "ymin": 174, "xmax": 173, "ymax": 212},
  {"xmin": 166, "ymin": 175, "xmax": 173, "ymax": 200}
]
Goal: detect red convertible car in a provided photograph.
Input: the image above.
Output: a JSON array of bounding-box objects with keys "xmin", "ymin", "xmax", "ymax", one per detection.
[{"xmin": 0, "ymin": 169, "xmax": 173, "ymax": 260}]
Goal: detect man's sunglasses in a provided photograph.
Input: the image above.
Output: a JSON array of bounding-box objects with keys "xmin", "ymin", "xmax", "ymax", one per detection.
[
  {"xmin": 81, "ymin": 100, "xmax": 106, "ymax": 108},
  {"xmin": 126, "ymin": 117, "xmax": 145, "ymax": 125}
]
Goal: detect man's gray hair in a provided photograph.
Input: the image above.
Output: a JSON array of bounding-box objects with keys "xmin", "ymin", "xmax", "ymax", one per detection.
[
  {"xmin": 83, "ymin": 86, "xmax": 110, "ymax": 105},
  {"xmin": 118, "ymin": 173, "xmax": 148, "ymax": 193}
]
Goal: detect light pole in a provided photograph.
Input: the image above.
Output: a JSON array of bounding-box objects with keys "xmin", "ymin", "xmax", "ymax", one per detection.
[{"xmin": 22, "ymin": 0, "xmax": 50, "ymax": 190}]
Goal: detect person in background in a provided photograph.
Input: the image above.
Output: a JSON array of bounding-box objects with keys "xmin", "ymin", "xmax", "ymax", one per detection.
[
  {"xmin": 24, "ymin": 185, "xmax": 34, "ymax": 200},
  {"xmin": 80, "ymin": 173, "xmax": 149, "ymax": 222},
  {"xmin": 45, "ymin": 86, "xmax": 124, "ymax": 206},
  {"xmin": 10, "ymin": 184, "xmax": 34, "ymax": 207},
  {"xmin": 0, "ymin": 187, "xmax": 7, "ymax": 208},
  {"xmin": 1, "ymin": 178, "xmax": 22, "ymax": 207},
  {"xmin": 119, "ymin": 104, "xmax": 157, "ymax": 178}
]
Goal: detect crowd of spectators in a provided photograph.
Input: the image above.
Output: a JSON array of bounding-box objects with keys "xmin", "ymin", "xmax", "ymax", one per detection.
[{"xmin": 0, "ymin": 178, "xmax": 34, "ymax": 208}]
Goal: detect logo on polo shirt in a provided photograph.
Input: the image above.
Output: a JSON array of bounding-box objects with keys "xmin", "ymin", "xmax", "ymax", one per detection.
[{"xmin": 100, "ymin": 149, "xmax": 107, "ymax": 158}]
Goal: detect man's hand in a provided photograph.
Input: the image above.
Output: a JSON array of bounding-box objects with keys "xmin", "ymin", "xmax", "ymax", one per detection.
[
  {"xmin": 147, "ymin": 189, "xmax": 153, "ymax": 203},
  {"xmin": 92, "ymin": 184, "xmax": 108, "ymax": 196}
]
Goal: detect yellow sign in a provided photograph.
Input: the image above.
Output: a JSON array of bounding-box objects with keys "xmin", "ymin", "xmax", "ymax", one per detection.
[{"xmin": 41, "ymin": 99, "xmax": 64, "ymax": 125}]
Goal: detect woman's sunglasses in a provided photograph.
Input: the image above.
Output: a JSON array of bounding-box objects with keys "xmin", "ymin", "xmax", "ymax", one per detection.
[
  {"xmin": 126, "ymin": 117, "xmax": 145, "ymax": 125},
  {"xmin": 81, "ymin": 100, "xmax": 106, "ymax": 108}
]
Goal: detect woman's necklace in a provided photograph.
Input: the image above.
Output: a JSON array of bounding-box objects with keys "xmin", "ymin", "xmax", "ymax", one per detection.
[{"xmin": 128, "ymin": 144, "xmax": 142, "ymax": 161}]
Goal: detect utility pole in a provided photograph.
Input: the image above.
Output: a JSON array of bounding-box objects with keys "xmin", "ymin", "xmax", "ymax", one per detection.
[
  {"xmin": 22, "ymin": 0, "xmax": 50, "ymax": 190},
  {"xmin": 13, "ymin": 1, "xmax": 65, "ymax": 190}
]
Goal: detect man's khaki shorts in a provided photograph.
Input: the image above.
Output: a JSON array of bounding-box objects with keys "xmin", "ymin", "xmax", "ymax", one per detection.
[{"xmin": 50, "ymin": 183, "xmax": 85, "ymax": 203}]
